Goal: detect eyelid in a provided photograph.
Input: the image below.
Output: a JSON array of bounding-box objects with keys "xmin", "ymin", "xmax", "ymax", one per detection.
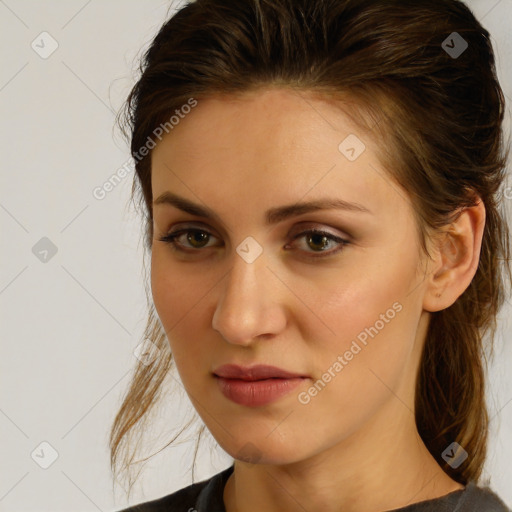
[
  {"xmin": 286, "ymin": 221, "xmax": 351, "ymax": 241},
  {"xmin": 160, "ymin": 221, "xmax": 221, "ymax": 239},
  {"xmin": 159, "ymin": 221, "xmax": 350, "ymax": 258},
  {"xmin": 284, "ymin": 228, "xmax": 349, "ymax": 257},
  {"xmin": 160, "ymin": 224, "xmax": 222, "ymax": 249},
  {"xmin": 164, "ymin": 220, "xmax": 351, "ymax": 240}
]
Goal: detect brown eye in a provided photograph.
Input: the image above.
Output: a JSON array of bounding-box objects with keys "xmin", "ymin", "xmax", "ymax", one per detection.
[
  {"xmin": 285, "ymin": 229, "xmax": 349, "ymax": 258},
  {"xmin": 306, "ymin": 232, "xmax": 331, "ymax": 251},
  {"xmin": 187, "ymin": 230, "xmax": 210, "ymax": 248},
  {"xmin": 158, "ymin": 228, "xmax": 221, "ymax": 251}
]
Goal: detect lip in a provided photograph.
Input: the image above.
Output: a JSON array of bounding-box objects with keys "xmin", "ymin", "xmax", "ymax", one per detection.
[
  {"xmin": 213, "ymin": 364, "xmax": 307, "ymax": 380},
  {"xmin": 213, "ymin": 364, "xmax": 309, "ymax": 407}
]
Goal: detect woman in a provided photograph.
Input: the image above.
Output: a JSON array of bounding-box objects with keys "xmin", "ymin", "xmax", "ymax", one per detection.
[{"xmin": 111, "ymin": 0, "xmax": 512, "ymax": 510}]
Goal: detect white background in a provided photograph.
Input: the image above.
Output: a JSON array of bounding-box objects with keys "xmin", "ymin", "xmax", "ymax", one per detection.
[{"xmin": 1, "ymin": 1, "xmax": 511, "ymax": 511}]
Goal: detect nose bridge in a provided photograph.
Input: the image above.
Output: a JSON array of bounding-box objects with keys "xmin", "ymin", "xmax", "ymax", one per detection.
[
  {"xmin": 224, "ymin": 251, "xmax": 260, "ymax": 302},
  {"xmin": 212, "ymin": 247, "xmax": 285, "ymax": 345}
]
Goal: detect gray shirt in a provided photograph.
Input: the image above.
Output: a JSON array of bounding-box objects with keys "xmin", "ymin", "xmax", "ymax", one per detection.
[{"xmin": 118, "ymin": 464, "xmax": 511, "ymax": 511}]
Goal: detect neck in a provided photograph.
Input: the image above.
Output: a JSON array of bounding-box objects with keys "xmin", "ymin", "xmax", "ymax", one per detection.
[{"xmin": 223, "ymin": 401, "xmax": 463, "ymax": 512}]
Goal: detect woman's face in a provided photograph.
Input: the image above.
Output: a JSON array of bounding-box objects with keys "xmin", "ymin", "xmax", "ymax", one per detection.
[{"xmin": 150, "ymin": 87, "xmax": 432, "ymax": 465}]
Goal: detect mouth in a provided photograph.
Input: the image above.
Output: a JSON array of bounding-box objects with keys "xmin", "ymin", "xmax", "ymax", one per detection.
[
  {"xmin": 213, "ymin": 364, "xmax": 309, "ymax": 407},
  {"xmin": 213, "ymin": 363, "xmax": 308, "ymax": 380}
]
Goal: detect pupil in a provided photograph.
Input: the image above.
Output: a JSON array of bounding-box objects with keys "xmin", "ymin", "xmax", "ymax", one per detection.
[
  {"xmin": 188, "ymin": 231, "xmax": 209, "ymax": 247},
  {"xmin": 309, "ymin": 233, "xmax": 328, "ymax": 251}
]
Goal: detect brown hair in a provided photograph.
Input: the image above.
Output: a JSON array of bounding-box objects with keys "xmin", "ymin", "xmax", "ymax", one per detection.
[{"xmin": 110, "ymin": 0, "xmax": 511, "ymax": 495}]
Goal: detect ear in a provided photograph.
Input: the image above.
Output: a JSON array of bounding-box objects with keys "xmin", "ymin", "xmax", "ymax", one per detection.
[{"xmin": 423, "ymin": 197, "xmax": 486, "ymax": 312}]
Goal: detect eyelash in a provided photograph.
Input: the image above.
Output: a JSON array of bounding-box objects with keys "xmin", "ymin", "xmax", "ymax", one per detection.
[{"xmin": 158, "ymin": 226, "xmax": 350, "ymax": 258}]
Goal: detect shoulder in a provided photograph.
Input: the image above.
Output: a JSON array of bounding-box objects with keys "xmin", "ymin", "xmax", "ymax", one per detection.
[
  {"xmin": 396, "ymin": 481, "xmax": 511, "ymax": 512},
  {"xmin": 115, "ymin": 465, "xmax": 234, "ymax": 512},
  {"xmin": 457, "ymin": 482, "xmax": 511, "ymax": 512}
]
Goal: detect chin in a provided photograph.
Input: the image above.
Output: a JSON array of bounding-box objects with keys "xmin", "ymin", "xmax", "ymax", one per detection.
[{"xmin": 221, "ymin": 436, "xmax": 308, "ymax": 467}]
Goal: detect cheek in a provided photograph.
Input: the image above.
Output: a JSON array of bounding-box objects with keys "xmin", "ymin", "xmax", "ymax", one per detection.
[
  {"xmin": 296, "ymin": 245, "xmax": 422, "ymax": 386},
  {"xmin": 150, "ymin": 250, "xmax": 212, "ymax": 368},
  {"xmin": 284, "ymin": 257, "xmax": 422, "ymax": 442}
]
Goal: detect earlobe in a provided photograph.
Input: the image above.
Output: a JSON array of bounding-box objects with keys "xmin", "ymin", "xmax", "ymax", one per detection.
[{"xmin": 423, "ymin": 198, "xmax": 486, "ymax": 313}]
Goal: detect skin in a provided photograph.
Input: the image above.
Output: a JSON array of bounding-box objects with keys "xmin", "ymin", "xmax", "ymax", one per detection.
[{"xmin": 150, "ymin": 87, "xmax": 485, "ymax": 512}]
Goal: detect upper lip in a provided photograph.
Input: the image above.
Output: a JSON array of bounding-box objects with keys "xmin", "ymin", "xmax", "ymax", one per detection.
[{"xmin": 213, "ymin": 364, "xmax": 307, "ymax": 381}]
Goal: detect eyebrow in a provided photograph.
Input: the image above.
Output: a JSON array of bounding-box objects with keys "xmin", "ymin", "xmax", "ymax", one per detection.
[{"xmin": 153, "ymin": 191, "xmax": 372, "ymax": 225}]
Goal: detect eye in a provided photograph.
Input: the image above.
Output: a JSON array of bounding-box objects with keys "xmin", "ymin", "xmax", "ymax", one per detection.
[
  {"xmin": 158, "ymin": 225, "xmax": 349, "ymax": 258},
  {"xmin": 158, "ymin": 228, "xmax": 222, "ymax": 252},
  {"xmin": 285, "ymin": 229, "xmax": 349, "ymax": 257}
]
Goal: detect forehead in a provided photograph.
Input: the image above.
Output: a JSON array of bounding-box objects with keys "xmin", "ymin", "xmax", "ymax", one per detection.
[
  {"xmin": 153, "ymin": 87, "xmax": 370, "ymax": 161},
  {"xmin": 150, "ymin": 87, "xmax": 406, "ymax": 221}
]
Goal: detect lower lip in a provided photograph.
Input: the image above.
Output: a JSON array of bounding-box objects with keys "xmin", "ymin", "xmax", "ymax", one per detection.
[{"xmin": 215, "ymin": 376, "xmax": 307, "ymax": 407}]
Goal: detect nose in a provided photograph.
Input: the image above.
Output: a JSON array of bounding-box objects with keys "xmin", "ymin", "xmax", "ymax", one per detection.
[{"xmin": 211, "ymin": 249, "xmax": 287, "ymax": 346}]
